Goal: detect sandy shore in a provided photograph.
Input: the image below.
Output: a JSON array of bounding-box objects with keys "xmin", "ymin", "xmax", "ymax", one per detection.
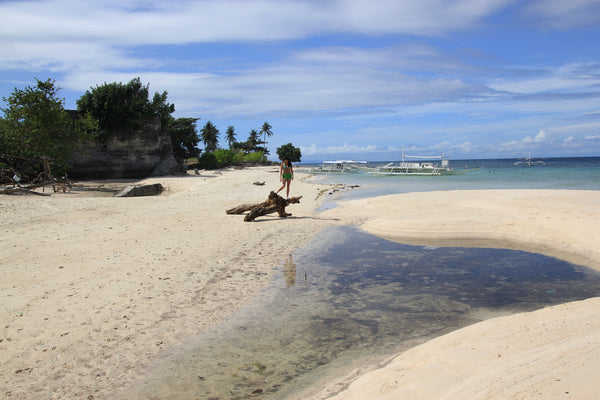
[
  {"xmin": 0, "ymin": 167, "xmax": 343, "ymax": 399},
  {"xmin": 2, "ymin": 171, "xmax": 600, "ymax": 399}
]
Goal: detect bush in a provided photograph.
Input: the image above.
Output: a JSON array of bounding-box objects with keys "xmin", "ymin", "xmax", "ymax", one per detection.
[
  {"xmin": 213, "ymin": 149, "xmax": 238, "ymax": 167},
  {"xmin": 195, "ymin": 150, "xmax": 267, "ymax": 170},
  {"xmin": 197, "ymin": 152, "xmax": 218, "ymax": 169},
  {"xmin": 243, "ymin": 151, "xmax": 264, "ymax": 163}
]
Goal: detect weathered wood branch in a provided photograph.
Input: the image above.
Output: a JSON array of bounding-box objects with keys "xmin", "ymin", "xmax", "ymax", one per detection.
[
  {"xmin": 0, "ymin": 187, "xmax": 51, "ymax": 196},
  {"xmin": 0, "ymin": 178, "xmax": 71, "ymax": 196},
  {"xmin": 226, "ymin": 191, "xmax": 302, "ymax": 222}
]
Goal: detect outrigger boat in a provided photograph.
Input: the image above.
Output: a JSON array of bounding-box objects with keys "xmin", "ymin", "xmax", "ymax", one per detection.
[
  {"xmin": 368, "ymin": 148, "xmax": 453, "ymax": 176},
  {"xmin": 514, "ymin": 156, "xmax": 545, "ymax": 166},
  {"xmin": 306, "ymin": 160, "xmax": 368, "ymax": 174}
]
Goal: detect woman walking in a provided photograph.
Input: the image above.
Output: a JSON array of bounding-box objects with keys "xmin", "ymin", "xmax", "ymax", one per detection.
[{"xmin": 276, "ymin": 159, "xmax": 293, "ymax": 198}]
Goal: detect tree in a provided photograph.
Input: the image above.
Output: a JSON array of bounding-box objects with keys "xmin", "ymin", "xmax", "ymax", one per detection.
[
  {"xmin": 0, "ymin": 78, "xmax": 97, "ymax": 178},
  {"xmin": 276, "ymin": 143, "xmax": 302, "ymax": 162},
  {"xmin": 200, "ymin": 121, "xmax": 219, "ymax": 152},
  {"xmin": 260, "ymin": 122, "xmax": 273, "ymax": 160},
  {"xmin": 225, "ymin": 125, "xmax": 237, "ymax": 149},
  {"xmin": 77, "ymin": 77, "xmax": 174, "ymax": 141},
  {"xmin": 248, "ymin": 129, "xmax": 260, "ymax": 147},
  {"xmin": 166, "ymin": 117, "xmax": 200, "ymax": 161}
]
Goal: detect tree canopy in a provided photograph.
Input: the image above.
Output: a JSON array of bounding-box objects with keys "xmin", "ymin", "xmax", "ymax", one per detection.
[
  {"xmin": 276, "ymin": 143, "xmax": 302, "ymax": 162},
  {"xmin": 200, "ymin": 121, "xmax": 219, "ymax": 153},
  {"xmin": 76, "ymin": 77, "xmax": 175, "ymax": 141},
  {"xmin": 166, "ymin": 117, "xmax": 201, "ymax": 161},
  {"xmin": 0, "ymin": 78, "xmax": 97, "ymax": 178},
  {"xmin": 225, "ymin": 125, "xmax": 237, "ymax": 149}
]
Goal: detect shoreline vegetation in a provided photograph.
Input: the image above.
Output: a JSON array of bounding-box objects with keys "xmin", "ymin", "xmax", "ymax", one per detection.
[{"xmin": 1, "ymin": 167, "xmax": 599, "ymax": 399}]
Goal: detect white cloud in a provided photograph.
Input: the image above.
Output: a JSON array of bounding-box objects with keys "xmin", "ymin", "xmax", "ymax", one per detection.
[
  {"xmin": 0, "ymin": 0, "xmax": 516, "ymax": 47},
  {"xmin": 451, "ymin": 141, "xmax": 479, "ymax": 155},
  {"xmin": 522, "ymin": 0, "xmax": 600, "ymax": 29},
  {"xmin": 301, "ymin": 142, "xmax": 377, "ymax": 155},
  {"xmin": 501, "ymin": 129, "xmax": 553, "ymax": 148},
  {"xmin": 523, "ymin": 129, "xmax": 550, "ymax": 144},
  {"xmin": 488, "ymin": 63, "xmax": 600, "ymax": 95}
]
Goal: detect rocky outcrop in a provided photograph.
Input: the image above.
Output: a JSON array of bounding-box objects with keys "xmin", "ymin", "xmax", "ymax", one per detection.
[
  {"xmin": 114, "ymin": 183, "xmax": 164, "ymax": 197},
  {"xmin": 68, "ymin": 117, "xmax": 181, "ymax": 180}
]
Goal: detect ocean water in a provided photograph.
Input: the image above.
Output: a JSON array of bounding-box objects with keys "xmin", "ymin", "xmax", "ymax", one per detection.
[{"xmin": 301, "ymin": 156, "xmax": 600, "ymax": 201}]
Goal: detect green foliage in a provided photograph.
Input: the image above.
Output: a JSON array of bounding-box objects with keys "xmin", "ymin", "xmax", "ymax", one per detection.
[
  {"xmin": 0, "ymin": 78, "xmax": 98, "ymax": 178},
  {"xmin": 76, "ymin": 77, "xmax": 174, "ymax": 141},
  {"xmin": 259, "ymin": 122, "xmax": 273, "ymax": 161},
  {"xmin": 197, "ymin": 152, "xmax": 218, "ymax": 169},
  {"xmin": 225, "ymin": 126, "xmax": 236, "ymax": 149},
  {"xmin": 200, "ymin": 121, "xmax": 219, "ymax": 153},
  {"xmin": 212, "ymin": 148, "xmax": 238, "ymax": 166},
  {"xmin": 243, "ymin": 151, "xmax": 265, "ymax": 163},
  {"xmin": 276, "ymin": 143, "xmax": 302, "ymax": 162},
  {"xmin": 232, "ymin": 128, "xmax": 268, "ymax": 154},
  {"xmin": 248, "ymin": 129, "xmax": 260, "ymax": 148},
  {"xmin": 166, "ymin": 117, "xmax": 200, "ymax": 161},
  {"xmin": 194, "ymin": 149, "xmax": 264, "ymax": 170}
]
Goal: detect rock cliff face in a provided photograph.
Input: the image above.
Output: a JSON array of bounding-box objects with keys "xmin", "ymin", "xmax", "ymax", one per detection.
[{"xmin": 68, "ymin": 117, "xmax": 180, "ymax": 180}]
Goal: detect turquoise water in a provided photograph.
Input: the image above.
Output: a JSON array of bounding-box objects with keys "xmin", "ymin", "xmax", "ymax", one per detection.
[{"xmin": 302, "ymin": 157, "xmax": 600, "ymax": 201}]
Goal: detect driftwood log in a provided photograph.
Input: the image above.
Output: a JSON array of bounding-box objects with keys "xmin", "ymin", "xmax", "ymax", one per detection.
[
  {"xmin": 0, "ymin": 187, "xmax": 51, "ymax": 196},
  {"xmin": 226, "ymin": 191, "xmax": 302, "ymax": 222},
  {"xmin": 0, "ymin": 178, "xmax": 72, "ymax": 196}
]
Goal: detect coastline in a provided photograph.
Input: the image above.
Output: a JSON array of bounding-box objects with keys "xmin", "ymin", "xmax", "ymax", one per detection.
[
  {"xmin": 311, "ymin": 188, "xmax": 600, "ymax": 400},
  {"xmin": 2, "ymin": 169, "xmax": 600, "ymax": 399}
]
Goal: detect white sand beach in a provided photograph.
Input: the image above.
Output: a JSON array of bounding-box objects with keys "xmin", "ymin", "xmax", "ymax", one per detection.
[
  {"xmin": 0, "ymin": 167, "xmax": 344, "ymax": 399},
  {"xmin": 2, "ymin": 169, "xmax": 600, "ymax": 399}
]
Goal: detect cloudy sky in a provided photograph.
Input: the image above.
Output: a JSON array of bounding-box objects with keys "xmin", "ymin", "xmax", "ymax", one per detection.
[{"xmin": 1, "ymin": 0, "xmax": 599, "ymax": 161}]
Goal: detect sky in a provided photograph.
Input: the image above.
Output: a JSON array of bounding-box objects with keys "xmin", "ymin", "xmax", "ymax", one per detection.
[{"xmin": 1, "ymin": 0, "xmax": 600, "ymax": 162}]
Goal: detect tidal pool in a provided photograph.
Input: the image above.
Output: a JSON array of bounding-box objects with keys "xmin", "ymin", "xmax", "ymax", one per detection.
[{"xmin": 122, "ymin": 226, "xmax": 600, "ymax": 400}]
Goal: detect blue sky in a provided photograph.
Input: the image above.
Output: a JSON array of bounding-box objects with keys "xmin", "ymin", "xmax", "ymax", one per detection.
[{"xmin": 1, "ymin": 0, "xmax": 599, "ymax": 162}]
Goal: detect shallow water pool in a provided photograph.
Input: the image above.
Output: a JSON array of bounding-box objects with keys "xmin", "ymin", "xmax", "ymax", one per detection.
[{"xmin": 122, "ymin": 226, "xmax": 600, "ymax": 400}]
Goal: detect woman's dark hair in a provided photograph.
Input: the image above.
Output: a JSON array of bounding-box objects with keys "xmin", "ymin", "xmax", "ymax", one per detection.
[{"xmin": 283, "ymin": 159, "xmax": 292, "ymax": 167}]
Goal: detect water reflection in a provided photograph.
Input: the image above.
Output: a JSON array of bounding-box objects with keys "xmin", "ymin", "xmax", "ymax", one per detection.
[
  {"xmin": 284, "ymin": 254, "xmax": 296, "ymax": 287},
  {"xmin": 122, "ymin": 226, "xmax": 600, "ymax": 400}
]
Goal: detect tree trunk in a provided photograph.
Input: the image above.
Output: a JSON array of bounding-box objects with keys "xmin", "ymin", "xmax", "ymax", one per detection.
[{"xmin": 226, "ymin": 191, "xmax": 302, "ymax": 222}]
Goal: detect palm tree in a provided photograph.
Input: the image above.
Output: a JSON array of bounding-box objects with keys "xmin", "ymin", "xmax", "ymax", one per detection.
[
  {"xmin": 260, "ymin": 122, "xmax": 273, "ymax": 161},
  {"xmin": 247, "ymin": 129, "xmax": 260, "ymax": 150},
  {"xmin": 225, "ymin": 125, "xmax": 236, "ymax": 149},
  {"xmin": 200, "ymin": 121, "xmax": 219, "ymax": 152}
]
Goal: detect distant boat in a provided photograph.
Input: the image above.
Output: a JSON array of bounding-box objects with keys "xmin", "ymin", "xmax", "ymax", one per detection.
[
  {"xmin": 368, "ymin": 147, "xmax": 453, "ymax": 176},
  {"xmin": 306, "ymin": 160, "xmax": 368, "ymax": 174},
  {"xmin": 514, "ymin": 156, "xmax": 545, "ymax": 166}
]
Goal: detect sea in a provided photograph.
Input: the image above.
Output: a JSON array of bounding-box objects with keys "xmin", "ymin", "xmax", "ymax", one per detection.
[
  {"xmin": 300, "ymin": 156, "xmax": 600, "ymax": 202},
  {"xmin": 124, "ymin": 156, "xmax": 600, "ymax": 400}
]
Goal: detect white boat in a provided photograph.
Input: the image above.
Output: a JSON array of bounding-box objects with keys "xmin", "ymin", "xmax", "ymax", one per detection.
[
  {"xmin": 307, "ymin": 160, "xmax": 368, "ymax": 174},
  {"xmin": 368, "ymin": 148, "xmax": 453, "ymax": 176},
  {"xmin": 514, "ymin": 156, "xmax": 545, "ymax": 166}
]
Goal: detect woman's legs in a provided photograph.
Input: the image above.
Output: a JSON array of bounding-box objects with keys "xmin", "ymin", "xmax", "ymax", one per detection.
[
  {"xmin": 277, "ymin": 180, "xmax": 287, "ymax": 194},
  {"xmin": 277, "ymin": 179, "xmax": 291, "ymax": 196}
]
